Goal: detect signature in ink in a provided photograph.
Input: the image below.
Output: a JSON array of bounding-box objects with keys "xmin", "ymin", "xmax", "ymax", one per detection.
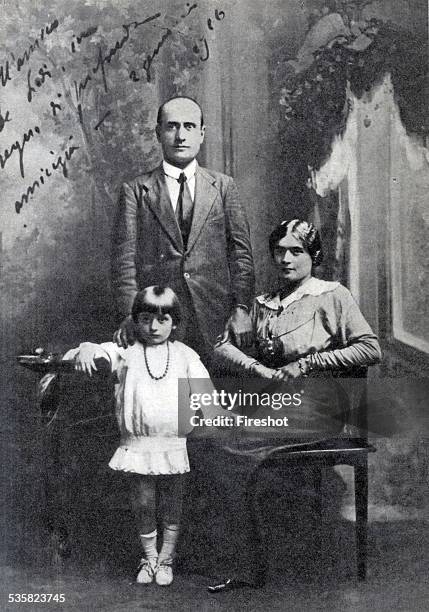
[
  {"xmin": 50, "ymin": 93, "xmax": 62, "ymax": 117},
  {"xmin": 193, "ymin": 37, "xmax": 209, "ymax": 61},
  {"xmin": 129, "ymin": 2, "xmax": 198, "ymax": 83},
  {"xmin": 94, "ymin": 111, "xmax": 111, "ymax": 131},
  {"xmin": 14, "ymin": 137, "xmax": 79, "ymax": 213},
  {"xmin": 73, "ymin": 12, "xmax": 162, "ymax": 112},
  {"xmin": 141, "ymin": 27, "xmax": 172, "ymax": 83},
  {"xmin": 207, "ymin": 9, "xmax": 225, "ymax": 30},
  {"xmin": 0, "ymin": 19, "xmax": 59, "ymax": 89},
  {"xmin": 71, "ymin": 26, "xmax": 98, "ymax": 53},
  {"xmin": 4, "ymin": 5, "xmax": 227, "ymax": 216},
  {"xmin": 192, "ymin": 8, "xmax": 225, "ymax": 62},
  {"xmin": 0, "ymin": 59, "xmax": 11, "ymax": 87},
  {"xmin": 27, "ymin": 64, "xmax": 52, "ymax": 102},
  {"xmin": 0, "ymin": 125, "xmax": 41, "ymax": 179},
  {"xmin": 0, "ymin": 107, "xmax": 11, "ymax": 132}
]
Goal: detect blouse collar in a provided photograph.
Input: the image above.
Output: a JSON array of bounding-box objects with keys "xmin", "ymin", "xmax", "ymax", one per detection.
[{"xmin": 256, "ymin": 277, "xmax": 340, "ymax": 311}]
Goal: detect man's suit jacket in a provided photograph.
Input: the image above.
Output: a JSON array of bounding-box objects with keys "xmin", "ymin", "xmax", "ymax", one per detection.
[{"xmin": 112, "ymin": 164, "xmax": 255, "ymax": 350}]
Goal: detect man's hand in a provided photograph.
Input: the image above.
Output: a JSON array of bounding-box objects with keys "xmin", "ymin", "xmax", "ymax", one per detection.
[
  {"xmin": 272, "ymin": 361, "xmax": 302, "ymax": 382},
  {"xmin": 113, "ymin": 315, "xmax": 135, "ymax": 348},
  {"xmin": 75, "ymin": 342, "xmax": 109, "ymax": 377},
  {"xmin": 226, "ymin": 307, "xmax": 253, "ymax": 348}
]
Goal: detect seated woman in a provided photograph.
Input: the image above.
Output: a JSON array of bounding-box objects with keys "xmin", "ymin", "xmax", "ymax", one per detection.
[
  {"xmin": 206, "ymin": 218, "xmax": 381, "ymax": 592},
  {"xmin": 214, "ymin": 218, "xmax": 382, "ymax": 439}
]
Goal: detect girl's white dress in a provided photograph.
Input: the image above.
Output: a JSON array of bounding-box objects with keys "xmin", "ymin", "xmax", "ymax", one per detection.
[{"xmin": 68, "ymin": 340, "xmax": 210, "ymax": 475}]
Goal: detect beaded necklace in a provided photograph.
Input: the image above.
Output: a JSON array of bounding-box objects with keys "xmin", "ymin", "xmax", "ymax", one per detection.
[{"xmin": 143, "ymin": 342, "xmax": 170, "ymax": 380}]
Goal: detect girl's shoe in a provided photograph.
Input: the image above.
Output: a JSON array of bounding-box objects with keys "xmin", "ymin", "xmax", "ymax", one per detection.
[
  {"xmin": 155, "ymin": 561, "xmax": 173, "ymax": 586},
  {"xmin": 136, "ymin": 558, "xmax": 157, "ymax": 584}
]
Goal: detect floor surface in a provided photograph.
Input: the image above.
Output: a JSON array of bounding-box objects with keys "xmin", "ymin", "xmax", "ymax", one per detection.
[{"xmin": 1, "ymin": 520, "xmax": 427, "ymax": 612}]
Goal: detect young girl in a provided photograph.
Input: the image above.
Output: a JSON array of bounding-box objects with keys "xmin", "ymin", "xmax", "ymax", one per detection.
[{"xmin": 65, "ymin": 286, "xmax": 213, "ymax": 586}]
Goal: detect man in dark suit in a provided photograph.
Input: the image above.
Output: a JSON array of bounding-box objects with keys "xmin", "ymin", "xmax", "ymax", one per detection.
[{"xmin": 112, "ymin": 96, "xmax": 254, "ymax": 365}]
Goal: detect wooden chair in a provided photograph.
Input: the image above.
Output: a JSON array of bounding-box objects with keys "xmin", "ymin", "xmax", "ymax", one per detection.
[{"xmin": 246, "ymin": 370, "xmax": 375, "ymax": 581}]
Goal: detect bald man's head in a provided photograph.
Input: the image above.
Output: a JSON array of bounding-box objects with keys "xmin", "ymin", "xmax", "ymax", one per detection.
[
  {"xmin": 156, "ymin": 96, "xmax": 206, "ymax": 168},
  {"xmin": 157, "ymin": 96, "xmax": 204, "ymax": 128}
]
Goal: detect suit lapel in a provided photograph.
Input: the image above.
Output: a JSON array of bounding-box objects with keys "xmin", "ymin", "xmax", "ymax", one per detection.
[
  {"xmin": 143, "ymin": 166, "xmax": 183, "ymax": 252},
  {"xmin": 187, "ymin": 167, "xmax": 218, "ymax": 253}
]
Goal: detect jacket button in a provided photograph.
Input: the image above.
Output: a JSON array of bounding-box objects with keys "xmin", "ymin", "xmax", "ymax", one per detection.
[{"xmin": 184, "ymin": 272, "xmax": 190, "ymax": 279}]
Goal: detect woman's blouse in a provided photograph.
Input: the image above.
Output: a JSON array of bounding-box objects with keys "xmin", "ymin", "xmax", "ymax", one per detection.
[{"xmin": 215, "ymin": 277, "xmax": 381, "ymax": 376}]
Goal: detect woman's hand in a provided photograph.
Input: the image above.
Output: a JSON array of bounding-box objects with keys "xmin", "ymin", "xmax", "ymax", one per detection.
[
  {"xmin": 256, "ymin": 334, "xmax": 284, "ymax": 367},
  {"xmin": 252, "ymin": 363, "xmax": 278, "ymax": 379},
  {"xmin": 75, "ymin": 342, "xmax": 109, "ymax": 377},
  {"xmin": 272, "ymin": 361, "xmax": 302, "ymax": 382},
  {"xmin": 258, "ymin": 337, "xmax": 275, "ymax": 361}
]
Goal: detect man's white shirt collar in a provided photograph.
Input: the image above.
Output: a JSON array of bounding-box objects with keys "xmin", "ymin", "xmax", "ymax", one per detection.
[
  {"xmin": 163, "ymin": 159, "xmax": 197, "ymax": 181},
  {"xmin": 162, "ymin": 160, "xmax": 197, "ymax": 209}
]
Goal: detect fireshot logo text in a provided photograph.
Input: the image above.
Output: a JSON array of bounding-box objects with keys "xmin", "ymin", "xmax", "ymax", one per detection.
[{"xmin": 189, "ymin": 389, "xmax": 302, "ymax": 412}]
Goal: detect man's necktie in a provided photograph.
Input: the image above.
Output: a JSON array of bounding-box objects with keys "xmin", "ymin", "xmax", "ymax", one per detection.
[{"xmin": 176, "ymin": 173, "xmax": 194, "ymax": 250}]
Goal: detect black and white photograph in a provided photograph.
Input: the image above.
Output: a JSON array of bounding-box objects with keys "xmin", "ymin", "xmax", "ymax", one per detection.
[{"xmin": 0, "ymin": 1, "xmax": 428, "ymax": 610}]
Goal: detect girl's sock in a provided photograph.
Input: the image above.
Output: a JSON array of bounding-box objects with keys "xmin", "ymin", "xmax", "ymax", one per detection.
[
  {"xmin": 139, "ymin": 529, "xmax": 158, "ymax": 562},
  {"xmin": 158, "ymin": 524, "xmax": 179, "ymax": 564}
]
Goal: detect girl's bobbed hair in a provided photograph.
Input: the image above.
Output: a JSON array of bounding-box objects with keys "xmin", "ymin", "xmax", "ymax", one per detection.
[{"xmin": 132, "ymin": 286, "xmax": 181, "ymax": 325}]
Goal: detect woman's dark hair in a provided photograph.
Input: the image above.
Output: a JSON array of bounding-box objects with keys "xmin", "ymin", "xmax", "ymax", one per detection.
[
  {"xmin": 268, "ymin": 219, "xmax": 323, "ymax": 266},
  {"xmin": 132, "ymin": 286, "xmax": 181, "ymax": 325}
]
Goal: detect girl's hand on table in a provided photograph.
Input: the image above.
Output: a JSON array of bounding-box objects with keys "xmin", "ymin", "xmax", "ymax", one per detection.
[{"xmin": 75, "ymin": 343, "xmax": 108, "ymax": 377}]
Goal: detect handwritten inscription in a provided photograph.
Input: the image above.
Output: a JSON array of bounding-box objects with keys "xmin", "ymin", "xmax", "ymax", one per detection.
[
  {"xmin": 15, "ymin": 138, "xmax": 80, "ymax": 213},
  {"xmin": 0, "ymin": 125, "xmax": 41, "ymax": 178},
  {"xmin": 129, "ymin": 2, "xmax": 218, "ymax": 82},
  {"xmin": 1, "ymin": 3, "xmax": 226, "ymax": 214},
  {"xmin": 142, "ymin": 2, "xmax": 198, "ymax": 81},
  {"xmin": 27, "ymin": 64, "xmax": 52, "ymax": 102},
  {"xmin": 0, "ymin": 20, "xmax": 59, "ymax": 89},
  {"xmin": 192, "ymin": 8, "xmax": 225, "ymax": 62},
  {"xmin": 71, "ymin": 26, "xmax": 99, "ymax": 54},
  {"xmin": 0, "ymin": 107, "xmax": 11, "ymax": 132},
  {"xmin": 141, "ymin": 28, "xmax": 173, "ymax": 83},
  {"xmin": 0, "ymin": 60, "xmax": 10, "ymax": 87},
  {"xmin": 50, "ymin": 94, "xmax": 62, "ymax": 118},
  {"xmin": 73, "ymin": 13, "xmax": 162, "ymax": 105},
  {"xmin": 94, "ymin": 111, "xmax": 111, "ymax": 131}
]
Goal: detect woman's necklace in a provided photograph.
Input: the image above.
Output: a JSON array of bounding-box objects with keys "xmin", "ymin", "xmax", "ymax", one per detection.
[{"xmin": 143, "ymin": 342, "xmax": 170, "ymax": 380}]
